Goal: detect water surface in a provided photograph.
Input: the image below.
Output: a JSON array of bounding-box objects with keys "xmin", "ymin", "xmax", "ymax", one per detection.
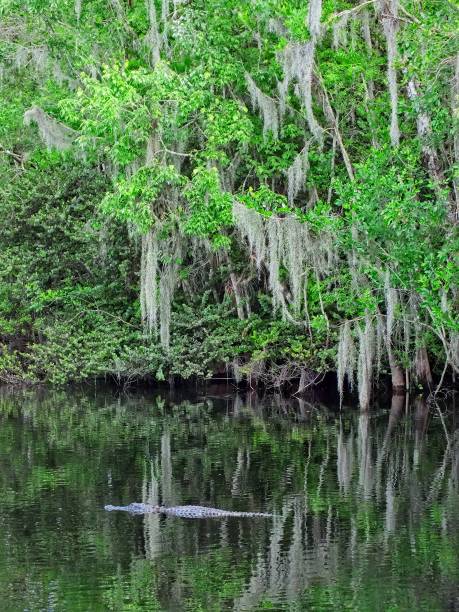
[{"xmin": 0, "ymin": 388, "xmax": 458, "ymax": 611}]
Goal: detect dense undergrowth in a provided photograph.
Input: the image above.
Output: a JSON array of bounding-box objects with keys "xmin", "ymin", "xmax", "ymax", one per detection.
[{"xmin": 0, "ymin": 159, "xmax": 333, "ymax": 387}]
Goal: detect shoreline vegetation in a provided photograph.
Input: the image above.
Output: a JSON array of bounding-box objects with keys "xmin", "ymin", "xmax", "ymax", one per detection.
[{"xmin": 0, "ymin": 1, "xmax": 458, "ymax": 406}]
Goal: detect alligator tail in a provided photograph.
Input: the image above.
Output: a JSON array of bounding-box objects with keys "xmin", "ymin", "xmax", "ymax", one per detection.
[{"xmin": 228, "ymin": 511, "xmax": 273, "ymax": 518}]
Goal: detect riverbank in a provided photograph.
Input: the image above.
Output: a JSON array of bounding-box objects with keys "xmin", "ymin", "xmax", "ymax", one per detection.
[
  {"xmin": 0, "ymin": 159, "xmax": 456, "ymax": 405},
  {"xmin": 1, "ymin": 314, "xmax": 455, "ymax": 401}
]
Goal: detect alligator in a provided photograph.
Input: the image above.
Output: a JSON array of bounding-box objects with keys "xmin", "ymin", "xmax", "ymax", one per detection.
[{"xmin": 104, "ymin": 503, "xmax": 272, "ymax": 518}]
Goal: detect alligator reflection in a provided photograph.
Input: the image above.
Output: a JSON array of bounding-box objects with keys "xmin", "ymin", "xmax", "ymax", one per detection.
[{"xmin": 0, "ymin": 388, "xmax": 457, "ymax": 610}]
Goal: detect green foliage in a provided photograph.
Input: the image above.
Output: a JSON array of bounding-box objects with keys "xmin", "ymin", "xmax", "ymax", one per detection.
[
  {"xmin": 112, "ymin": 298, "xmax": 334, "ymax": 385},
  {"xmin": 25, "ymin": 313, "xmax": 139, "ymax": 385},
  {"xmin": 61, "ymin": 63, "xmax": 180, "ymax": 165},
  {"xmin": 0, "ymin": 0, "xmax": 457, "ymax": 389},
  {"xmin": 0, "ymin": 159, "xmax": 138, "ymax": 383},
  {"xmin": 334, "ymin": 145, "xmax": 458, "ymax": 333},
  {"xmin": 0, "ymin": 345, "xmax": 24, "ymax": 384},
  {"xmin": 202, "ymin": 97, "xmax": 253, "ymax": 163},
  {"xmin": 102, "ymin": 164, "xmax": 184, "ymax": 232},
  {"xmin": 184, "ymin": 166, "xmax": 233, "ymax": 245},
  {"xmin": 239, "ymin": 185, "xmax": 289, "ymax": 215}
]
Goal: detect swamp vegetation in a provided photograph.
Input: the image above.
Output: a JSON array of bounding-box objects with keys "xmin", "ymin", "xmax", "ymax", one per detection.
[{"xmin": 0, "ymin": 0, "xmax": 458, "ymax": 404}]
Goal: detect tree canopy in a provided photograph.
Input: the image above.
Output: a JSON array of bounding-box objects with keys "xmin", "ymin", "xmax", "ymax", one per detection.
[{"xmin": 0, "ymin": 0, "xmax": 458, "ymax": 404}]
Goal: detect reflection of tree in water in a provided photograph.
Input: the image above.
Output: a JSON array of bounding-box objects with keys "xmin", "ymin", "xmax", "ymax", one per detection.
[
  {"xmin": 115, "ymin": 394, "xmax": 459, "ymax": 610},
  {"xmin": 0, "ymin": 389, "xmax": 457, "ymax": 610}
]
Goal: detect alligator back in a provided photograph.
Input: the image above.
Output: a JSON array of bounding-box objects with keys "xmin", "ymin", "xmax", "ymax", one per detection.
[{"xmin": 162, "ymin": 505, "xmax": 272, "ymax": 518}]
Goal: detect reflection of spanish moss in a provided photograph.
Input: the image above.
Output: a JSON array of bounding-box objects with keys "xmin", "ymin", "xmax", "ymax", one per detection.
[
  {"xmin": 358, "ymin": 413, "xmax": 374, "ymax": 499},
  {"xmin": 384, "ymin": 458, "xmax": 396, "ymax": 537},
  {"xmin": 1, "ymin": 390, "xmax": 458, "ymax": 608},
  {"xmin": 142, "ymin": 459, "xmax": 162, "ymax": 560},
  {"xmin": 231, "ymin": 447, "xmax": 245, "ymax": 496},
  {"xmin": 161, "ymin": 431, "xmax": 174, "ymax": 506},
  {"xmin": 337, "ymin": 425, "xmax": 354, "ymax": 493}
]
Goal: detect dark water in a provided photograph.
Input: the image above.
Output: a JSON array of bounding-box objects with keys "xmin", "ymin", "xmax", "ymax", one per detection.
[{"xmin": 0, "ymin": 388, "xmax": 458, "ymax": 611}]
